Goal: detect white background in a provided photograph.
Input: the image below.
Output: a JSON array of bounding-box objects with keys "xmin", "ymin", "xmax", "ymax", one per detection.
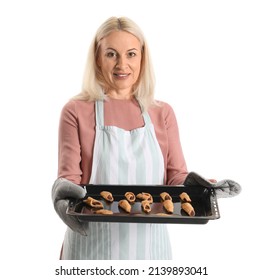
[{"xmin": 0, "ymin": 0, "xmax": 261, "ymax": 279}]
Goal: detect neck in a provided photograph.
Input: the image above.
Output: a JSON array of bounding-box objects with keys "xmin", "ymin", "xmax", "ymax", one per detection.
[{"xmin": 106, "ymin": 89, "xmax": 133, "ymax": 100}]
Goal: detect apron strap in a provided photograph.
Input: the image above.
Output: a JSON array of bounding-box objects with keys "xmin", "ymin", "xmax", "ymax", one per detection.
[
  {"xmin": 142, "ymin": 111, "xmax": 152, "ymax": 126},
  {"xmin": 95, "ymin": 100, "xmax": 104, "ymax": 126}
]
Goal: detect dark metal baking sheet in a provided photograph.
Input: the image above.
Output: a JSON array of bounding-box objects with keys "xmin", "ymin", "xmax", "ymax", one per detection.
[{"xmin": 66, "ymin": 184, "xmax": 220, "ymax": 224}]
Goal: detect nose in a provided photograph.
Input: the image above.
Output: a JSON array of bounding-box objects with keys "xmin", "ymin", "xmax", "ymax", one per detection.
[{"xmin": 115, "ymin": 55, "xmax": 128, "ymax": 69}]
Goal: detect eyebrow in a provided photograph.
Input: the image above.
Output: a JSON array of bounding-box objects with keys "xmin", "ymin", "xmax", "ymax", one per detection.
[{"xmin": 105, "ymin": 47, "xmax": 139, "ymax": 52}]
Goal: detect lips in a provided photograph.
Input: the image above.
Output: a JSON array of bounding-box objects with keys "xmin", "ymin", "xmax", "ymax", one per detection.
[{"xmin": 113, "ymin": 73, "xmax": 130, "ymax": 78}]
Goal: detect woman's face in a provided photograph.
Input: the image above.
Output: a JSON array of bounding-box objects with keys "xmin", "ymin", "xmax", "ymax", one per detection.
[{"xmin": 97, "ymin": 31, "xmax": 142, "ymax": 99}]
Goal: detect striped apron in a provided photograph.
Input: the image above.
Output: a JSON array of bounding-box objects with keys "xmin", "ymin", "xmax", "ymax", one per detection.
[{"xmin": 62, "ymin": 100, "xmax": 172, "ymax": 260}]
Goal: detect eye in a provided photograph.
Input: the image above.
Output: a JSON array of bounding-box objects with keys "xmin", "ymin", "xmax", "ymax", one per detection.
[
  {"xmin": 106, "ymin": 51, "xmax": 117, "ymax": 58},
  {"xmin": 127, "ymin": 51, "xmax": 137, "ymax": 58}
]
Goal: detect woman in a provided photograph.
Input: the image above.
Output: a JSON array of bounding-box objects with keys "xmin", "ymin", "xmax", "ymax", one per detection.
[{"xmin": 54, "ymin": 16, "xmax": 188, "ymax": 260}]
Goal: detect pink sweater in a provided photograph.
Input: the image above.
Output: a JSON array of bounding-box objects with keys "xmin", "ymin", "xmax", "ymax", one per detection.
[{"xmin": 58, "ymin": 97, "xmax": 188, "ymax": 185}]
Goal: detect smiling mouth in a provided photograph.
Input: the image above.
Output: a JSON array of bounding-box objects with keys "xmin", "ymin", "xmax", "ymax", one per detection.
[{"xmin": 113, "ymin": 73, "xmax": 130, "ymax": 78}]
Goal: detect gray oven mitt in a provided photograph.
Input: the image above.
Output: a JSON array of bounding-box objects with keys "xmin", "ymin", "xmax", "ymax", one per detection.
[
  {"xmin": 183, "ymin": 171, "xmax": 241, "ymax": 198},
  {"xmin": 52, "ymin": 177, "xmax": 88, "ymax": 235}
]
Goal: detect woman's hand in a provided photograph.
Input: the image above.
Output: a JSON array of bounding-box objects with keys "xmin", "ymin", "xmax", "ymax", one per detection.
[{"xmin": 52, "ymin": 178, "xmax": 88, "ymax": 235}]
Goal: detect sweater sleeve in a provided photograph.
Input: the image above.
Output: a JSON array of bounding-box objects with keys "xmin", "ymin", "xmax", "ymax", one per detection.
[
  {"xmin": 163, "ymin": 103, "xmax": 188, "ymax": 185},
  {"xmin": 58, "ymin": 101, "xmax": 82, "ymax": 184}
]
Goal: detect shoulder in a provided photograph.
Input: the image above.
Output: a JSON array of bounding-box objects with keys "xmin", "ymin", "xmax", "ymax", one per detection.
[
  {"xmin": 61, "ymin": 99, "xmax": 95, "ymax": 118},
  {"xmin": 148, "ymin": 100, "xmax": 180, "ymax": 131},
  {"xmin": 149, "ymin": 100, "xmax": 176, "ymax": 119}
]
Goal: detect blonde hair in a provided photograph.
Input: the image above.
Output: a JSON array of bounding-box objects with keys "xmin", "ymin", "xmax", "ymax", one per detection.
[{"xmin": 74, "ymin": 16, "xmax": 156, "ymax": 112}]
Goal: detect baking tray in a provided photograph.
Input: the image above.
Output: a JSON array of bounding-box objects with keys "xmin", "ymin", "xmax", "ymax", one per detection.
[{"xmin": 67, "ymin": 184, "xmax": 220, "ymax": 224}]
